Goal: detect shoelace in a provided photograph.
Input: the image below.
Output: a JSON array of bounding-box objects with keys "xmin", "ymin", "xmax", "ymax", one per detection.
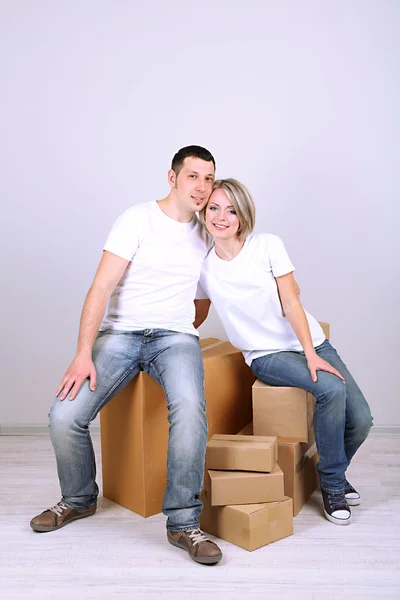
[
  {"xmin": 328, "ymin": 494, "xmax": 348, "ymax": 511},
  {"xmin": 49, "ymin": 501, "xmax": 69, "ymax": 517},
  {"xmin": 187, "ymin": 529, "xmax": 209, "ymax": 546}
]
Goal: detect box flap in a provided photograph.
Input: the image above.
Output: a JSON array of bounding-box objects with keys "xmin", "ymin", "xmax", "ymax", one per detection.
[
  {"xmin": 210, "ymin": 434, "xmax": 277, "ymax": 446},
  {"xmin": 226, "ymin": 496, "xmax": 291, "ymax": 516}
]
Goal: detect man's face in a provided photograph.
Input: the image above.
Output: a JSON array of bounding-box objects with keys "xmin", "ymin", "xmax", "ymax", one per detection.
[{"xmin": 169, "ymin": 157, "xmax": 215, "ymax": 213}]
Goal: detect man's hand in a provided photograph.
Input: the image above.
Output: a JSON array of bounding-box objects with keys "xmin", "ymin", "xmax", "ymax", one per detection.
[
  {"xmin": 307, "ymin": 353, "xmax": 345, "ymax": 384},
  {"xmin": 56, "ymin": 354, "xmax": 97, "ymax": 400}
]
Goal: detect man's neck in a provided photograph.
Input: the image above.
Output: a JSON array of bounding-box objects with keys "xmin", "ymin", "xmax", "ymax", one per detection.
[{"xmin": 157, "ymin": 195, "xmax": 194, "ymax": 223}]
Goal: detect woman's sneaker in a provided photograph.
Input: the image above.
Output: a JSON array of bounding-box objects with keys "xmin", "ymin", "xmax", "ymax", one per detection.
[
  {"xmin": 344, "ymin": 481, "xmax": 361, "ymax": 506},
  {"xmin": 321, "ymin": 488, "xmax": 351, "ymax": 525}
]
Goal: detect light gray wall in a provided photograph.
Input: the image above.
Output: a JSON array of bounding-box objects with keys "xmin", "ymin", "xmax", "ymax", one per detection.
[{"xmin": 1, "ymin": 0, "xmax": 399, "ymax": 428}]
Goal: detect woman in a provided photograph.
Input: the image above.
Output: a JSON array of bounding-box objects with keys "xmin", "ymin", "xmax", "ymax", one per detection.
[{"xmin": 197, "ymin": 178, "xmax": 372, "ymax": 526}]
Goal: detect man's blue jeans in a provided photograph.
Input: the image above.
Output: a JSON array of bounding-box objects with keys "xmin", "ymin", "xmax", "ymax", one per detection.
[
  {"xmin": 251, "ymin": 339, "xmax": 372, "ymax": 494},
  {"xmin": 49, "ymin": 329, "xmax": 207, "ymax": 531}
]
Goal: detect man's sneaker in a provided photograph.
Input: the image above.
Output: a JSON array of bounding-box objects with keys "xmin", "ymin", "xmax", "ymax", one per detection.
[
  {"xmin": 30, "ymin": 501, "xmax": 97, "ymax": 532},
  {"xmin": 345, "ymin": 480, "xmax": 361, "ymax": 506},
  {"xmin": 167, "ymin": 528, "xmax": 222, "ymax": 565},
  {"xmin": 321, "ymin": 488, "xmax": 351, "ymax": 526}
]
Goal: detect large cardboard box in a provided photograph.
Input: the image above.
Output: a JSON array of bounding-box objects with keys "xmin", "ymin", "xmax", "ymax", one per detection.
[
  {"xmin": 100, "ymin": 338, "xmax": 255, "ymax": 517},
  {"xmin": 238, "ymin": 423, "xmax": 318, "ymax": 516},
  {"xmin": 252, "ymin": 384, "xmax": 315, "ymax": 442},
  {"xmin": 206, "ymin": 465, "xmax": 285, "ymax": 506},
  {"xmin": 199, "ymin": 491, "xmax": 293, "ymax": 551},
  {"xmin": 206, "ymin": 434, "xmax": 277, "ymax": 472}
]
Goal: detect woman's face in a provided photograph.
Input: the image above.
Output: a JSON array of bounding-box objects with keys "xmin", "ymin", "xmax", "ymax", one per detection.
[{"xmin": 204, "ymin": 188, "xmax": 240, "ymax": 240}]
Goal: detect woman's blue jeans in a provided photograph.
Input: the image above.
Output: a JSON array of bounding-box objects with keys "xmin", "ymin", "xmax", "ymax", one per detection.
[
  {"xmin": 49, "ymin": 329, "xmax": 207, "ymax": 531},
  {"xmin": 251, "ymin": 339, "xmax": 372, "ymax": 494}
]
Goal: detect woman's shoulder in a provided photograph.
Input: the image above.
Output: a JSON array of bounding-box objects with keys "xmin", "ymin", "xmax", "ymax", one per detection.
[{"xmin": 246, "ymin": 232, "xmax": 285, "ymax": 248}]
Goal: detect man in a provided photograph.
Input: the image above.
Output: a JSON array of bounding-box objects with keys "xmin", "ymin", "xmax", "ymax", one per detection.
[{"xmin": 30, "ymin": 146, "xmax": 222, "ymax": 565}]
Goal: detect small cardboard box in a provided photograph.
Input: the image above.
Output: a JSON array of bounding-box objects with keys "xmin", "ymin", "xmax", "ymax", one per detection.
[
  {"xmin": 278, "ymin": 438, "xmax": 319, "ymax": 516},
  {"xmin": 199, "ymin": 491, "xmax": 293, "ymax": 551},
  {"xmin": 100, "ymin": 338, "xmax": 255, "ymax": 517},
  {"xmin": 238, "ymin": 423, "xmax": 318, "ymax": 516},
  {"xmin": 206, "ymin": 464, "xmax": 285, "ymax": 506},
  {"xmin": 206, "ymin": 434, "xmax": 278, "ymax": 472},
  {"xmin": 252, "ymin": 384, "xmax": 315, "ymax": 442}
]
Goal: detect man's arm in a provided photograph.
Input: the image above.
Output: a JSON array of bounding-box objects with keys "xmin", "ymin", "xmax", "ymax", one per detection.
[
  {"xmin": 56, "ymin": 251, "xmax": 129, "ymax": 400},
  {"xmin": 193, "ymin": 299, "xmax": 211, "ymax": 329}
]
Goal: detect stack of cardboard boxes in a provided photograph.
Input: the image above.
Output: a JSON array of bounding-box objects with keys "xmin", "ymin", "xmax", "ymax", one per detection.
[
  {"xmin": 100, "ymin": 323, "xmax": 329, "ymax": 550},
  {"xmin": 199, "ymin": 322, "xmax": 329, "ymax": 550},
  {"xmin": 199, "ymin": 434, "xmax": 293, "ymax": 551}
]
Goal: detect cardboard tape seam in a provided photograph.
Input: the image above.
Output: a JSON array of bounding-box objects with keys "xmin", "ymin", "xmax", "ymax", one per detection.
[{"xmin": 201, "ymin": 340, "xmax": 228, "ymax": 352}]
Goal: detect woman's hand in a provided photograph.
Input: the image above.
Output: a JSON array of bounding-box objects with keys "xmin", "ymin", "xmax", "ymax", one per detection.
[{"xmin": 307, "ymin": 353, "xmax": 345, "ymax": 384}]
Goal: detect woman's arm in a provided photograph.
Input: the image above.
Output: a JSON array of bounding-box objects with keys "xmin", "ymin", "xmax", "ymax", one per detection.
[
  {"xmin": 276, "ymin": 272, "xmax": 344, "ymax": 383},
  {"xmin": 193, "ymin": 299, "xmax": 211, "ymax": 329}
]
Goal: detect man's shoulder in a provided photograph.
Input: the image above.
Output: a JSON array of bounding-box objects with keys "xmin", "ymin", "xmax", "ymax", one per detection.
[{"xmin": 119, "ymin": 201, "xmax": 156, "ymax": 218}]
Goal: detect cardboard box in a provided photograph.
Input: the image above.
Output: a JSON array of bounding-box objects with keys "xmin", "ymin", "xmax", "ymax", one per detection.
[
  {"xmin": 206, "ymin": 464, "xmax": 285, "ymax": 506},
  {"xmin": 199, "ymin": 491, "xmax": 293, "ymax": 551},
  {"xmin": 319, "ymin": 321, "xmax": 330, "ymax": 340},
  {"xmin": 238, "ymin": 423, "xmax": 319, "ymax": 516},
  {"xmin": 278, "ymin": 439, "xmax": 318, "ymax": 516},
  {"xmin": 206, "ymin": 434, "xmax": 277, "ymax": 472},
  {"xmin": 252, "ymin": 383, "xmax": 315, "ymax": 442},
  {"xmin": 100, "ymin": 338, "xmax": 255, "ymax": 517}
]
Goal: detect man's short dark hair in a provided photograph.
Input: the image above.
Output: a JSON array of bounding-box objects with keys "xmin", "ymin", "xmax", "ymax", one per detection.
[{"xmin": 171, "ymin": 145, "xmax": 216, "ymax": 176}]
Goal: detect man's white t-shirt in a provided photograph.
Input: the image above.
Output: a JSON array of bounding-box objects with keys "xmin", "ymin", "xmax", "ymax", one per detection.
[
  {"xmin": 100, "ymin": 201, "xmax": 208, "ymax": 336},
  {"xmin": 198, "ymin": 233, "xmax": 325, "ymax": 365}
]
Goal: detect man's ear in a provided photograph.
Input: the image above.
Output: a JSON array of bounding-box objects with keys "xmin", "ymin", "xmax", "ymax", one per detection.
[{"xmin": 168, "ymin": 169, "xmax": 177, "ymax": 189}]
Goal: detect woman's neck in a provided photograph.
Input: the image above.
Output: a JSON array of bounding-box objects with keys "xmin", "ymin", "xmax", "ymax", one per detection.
[{"xmin": 214, "ymin": 236, "xmax": 245, "ymax": 261}]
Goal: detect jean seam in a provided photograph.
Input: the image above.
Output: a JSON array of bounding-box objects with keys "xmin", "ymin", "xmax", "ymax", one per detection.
[
  {"xmin": 252, "ymin": 366, "xmax": 305, "ymax": 389},
  {"xmin": 167, "ymin": 522, "xmax": 200, "ymax": 533},
  {"xmin": 321, "ymin": 486, "xmax": 345, "ymax": 495},
  {"xmin": 86, "ymin": 362, "xmax": 139, "ymax": 423},
  {"xmin": 149, "ymin": 360, "xmax": 170, "ymax": 489}
]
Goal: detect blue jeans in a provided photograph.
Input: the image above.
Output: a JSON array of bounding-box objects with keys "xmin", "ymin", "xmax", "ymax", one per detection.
[
  {"xmin": 49, "ymin": 329, "xmax": 207, "ymax": 531},
  {"xmin": 251, "ymin": 339, "xmax": 372, "ymax": 494}
]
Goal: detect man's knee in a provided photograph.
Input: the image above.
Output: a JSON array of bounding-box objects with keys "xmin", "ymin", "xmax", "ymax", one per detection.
[{"xmin": 49, "ymin": 397, "xmax": 89, "ymax": 437}]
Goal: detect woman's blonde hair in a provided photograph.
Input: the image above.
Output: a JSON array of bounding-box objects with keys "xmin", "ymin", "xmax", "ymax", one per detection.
[{"xmin": 199, "ymin": 178, "xmax": 256, "ymax": 241}]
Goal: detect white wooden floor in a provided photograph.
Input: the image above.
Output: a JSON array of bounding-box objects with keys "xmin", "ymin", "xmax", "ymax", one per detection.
[{"xmin": 0, "ymin": 434, "xmax": 399, "ymax": 600}]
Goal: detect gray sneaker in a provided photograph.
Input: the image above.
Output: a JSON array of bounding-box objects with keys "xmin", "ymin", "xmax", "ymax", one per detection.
[
  {"xmin": 167, "ymin": 528, "xmax": 222, "ymax": 564},
  {"xmin": 30, "ymin": 501, "xmax": 97, "ymax": 532}
]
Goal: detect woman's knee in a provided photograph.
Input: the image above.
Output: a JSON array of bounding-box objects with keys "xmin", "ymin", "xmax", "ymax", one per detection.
[
  {"xmin": 314, "ymin": 373, "xmax": 347, "ymax": 407},
  {"xmin": 354, "ymin": 406, "xmax": 373, "ymax": 439}
]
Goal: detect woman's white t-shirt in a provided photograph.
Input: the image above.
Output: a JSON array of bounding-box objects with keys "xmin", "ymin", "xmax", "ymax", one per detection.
[
  {"xmin": 100, "ymin": 201, "xmax": 209, "ymax": 335},
  {"xmin": 198, "ymin": 233, "xmax": 325, "ymax": 365}
]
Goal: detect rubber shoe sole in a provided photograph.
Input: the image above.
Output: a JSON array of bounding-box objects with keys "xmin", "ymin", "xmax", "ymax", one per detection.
[
  {"xmin": 346, "ymin": 497, "xmax": 361, "ymax": 506},
  {"xmin": 167, "ymin": 536, "xmax": 222, "ymax": 564},
  {"xmin": 323, "ymin": 509, "xmax": 352, "ymax": 526}
]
